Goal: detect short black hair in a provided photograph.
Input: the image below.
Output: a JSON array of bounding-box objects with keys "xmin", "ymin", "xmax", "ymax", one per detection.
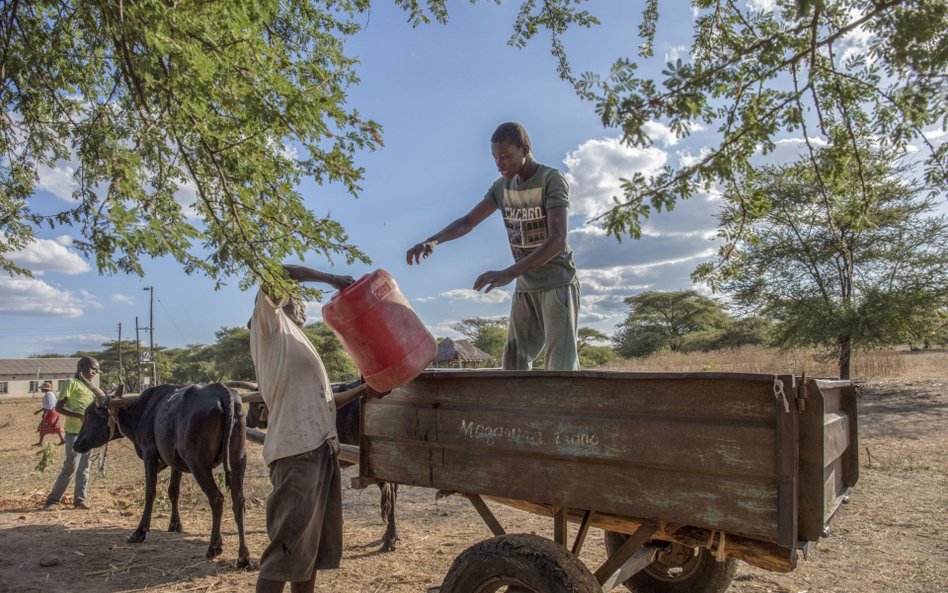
[{"xmin": 491, "ymin": 122, "xmax": 531, "ymax": 151}]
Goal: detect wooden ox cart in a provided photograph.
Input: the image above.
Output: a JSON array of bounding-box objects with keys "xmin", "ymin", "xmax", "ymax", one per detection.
[{"xmin": 352, "ymin": 370, "xmax": 858, "ymax": 593}]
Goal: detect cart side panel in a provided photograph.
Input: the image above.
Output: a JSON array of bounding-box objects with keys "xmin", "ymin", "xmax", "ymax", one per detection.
[
  {"xmin": 361, "ymin": 371, "xmax": 791, "ymax": 544},
  {"xmin": 798, "ymin": 379, "xmax": 859, "ymax": 542}
]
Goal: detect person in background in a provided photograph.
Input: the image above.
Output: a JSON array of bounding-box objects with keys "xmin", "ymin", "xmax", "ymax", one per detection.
[
  {"xmin": 43, "ymin": 357, "xmax": 102, "ymax": 511},
  {"xmin": 406, "ymin": 121, "xmax": 580, "ymax": 370},
  {"xmin": 33, "ymin": 381, "xmax": 65, "ymax": 447}
]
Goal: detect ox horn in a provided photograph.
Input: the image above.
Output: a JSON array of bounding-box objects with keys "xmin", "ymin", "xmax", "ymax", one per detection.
[{"xmin": 113, "ymin": 383, "xmax": 125, "ymax": 398}]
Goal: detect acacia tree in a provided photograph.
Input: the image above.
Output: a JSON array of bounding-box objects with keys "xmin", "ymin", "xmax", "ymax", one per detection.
[
  {"xmin": 452, "ymin": 317, "xmax": 509, "ymax": 361},
  {"xmin": 1, "ymin": 0, "xmax": 380, "ymax": 295},
  {"xmin": 613, "ymin": 290, "xmax": 731, "ymax": 357},
  {"xmin": 5, "ymin": 1, "xmax": 943, "ymax": 294},
  {"xmin": 0, "ymin": 0, "xmax": 599, "ymax": 294},
  {"xmin": 71, "ymin": 338, "xmax": 138, "ymax": 387},
  {"xmin": 577, "ymin": 327, "xmax": 616, "ymax": 367},
  {"xmin": 162, "ymin": 344, "xmax": 218, "ymax": 385},
  {"xmin": 577, "ymin": 327, "xmax": 609, "ymax": 352},
  {"xmin": 301, "ymin": 321, "xmax": 358, "ymax": 381},
  {"xmin": 698, "ymin": 144, "xmax": 948, "ymax": 378},
  {"xmin": 528, "ymin": 1, "xmax": 946, "ymax": 243}
]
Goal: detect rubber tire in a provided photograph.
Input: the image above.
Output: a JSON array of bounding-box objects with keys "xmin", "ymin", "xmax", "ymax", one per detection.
[
  {"xmin": 440, "ymin": 533, "xmax": 601, "ymax": 593},
  {"xmin": 603, "ymin": 531, "xmax": 737, "ymax": 593}
]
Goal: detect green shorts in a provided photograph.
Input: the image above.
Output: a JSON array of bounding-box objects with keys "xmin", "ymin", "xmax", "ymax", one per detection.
[
  {"xmin": 502, "ymin": 281, "xmax": 580, "ymax": 371},
  {"xmin": 259, "ymin": 440, "xmax": 342, "ymax": 582}
]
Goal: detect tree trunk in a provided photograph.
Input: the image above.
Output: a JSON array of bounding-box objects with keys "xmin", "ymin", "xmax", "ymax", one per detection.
[{"xmin": 838, "ymin": 335, "xmax": 852, "ymax": 380}]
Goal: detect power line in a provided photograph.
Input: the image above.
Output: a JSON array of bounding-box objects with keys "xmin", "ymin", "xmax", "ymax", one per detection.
[
  {"xmin": 155, "ymin": 295, "xmax": 217, "ymax": 383},
  {"xmin": 2, "ymin": 324, "xmax": 118, "ymax": 336}
]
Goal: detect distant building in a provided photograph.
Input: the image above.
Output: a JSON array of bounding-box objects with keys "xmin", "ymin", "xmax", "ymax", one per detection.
[
  {"xmin": 0, "ymin": 358, "xmax": 84, "ymax": 399},
  {"xmin": 433, "ymin": 338, "xmax": 496, "ymax": 369}
]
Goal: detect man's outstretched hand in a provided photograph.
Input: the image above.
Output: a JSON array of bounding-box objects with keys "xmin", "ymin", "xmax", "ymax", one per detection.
[{"xmin": 406, "ymin": 241, "xmax": 437, "ymax": 265}]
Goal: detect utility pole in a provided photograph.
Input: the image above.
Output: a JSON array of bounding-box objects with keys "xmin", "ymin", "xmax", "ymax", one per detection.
[
  {"xmin": 135, "ymin": 317, "xmax": 142, "ymax": 390},
  {"xmin": 143, "ymin": 286, "xmax": 156, "ymax": 385},
  {"xmin": 117, "ymin": 323, "xmax": 123, "ymax": 389}
]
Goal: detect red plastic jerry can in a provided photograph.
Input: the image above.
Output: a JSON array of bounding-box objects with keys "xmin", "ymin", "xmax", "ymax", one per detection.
[{"xmin": 322, "ymin": 269, "xmax": 436, "ymax": 393}]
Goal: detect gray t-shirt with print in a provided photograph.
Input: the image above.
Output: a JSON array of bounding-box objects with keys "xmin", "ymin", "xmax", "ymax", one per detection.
[{"xmin": 484, "ymin": 164, "xmax": 577, "ymax": 292}]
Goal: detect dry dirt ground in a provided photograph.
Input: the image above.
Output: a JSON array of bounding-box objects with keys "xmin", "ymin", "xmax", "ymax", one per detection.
[{"xmin": 0, "ymin": 358, "xmax": 945, "ymax": 592}]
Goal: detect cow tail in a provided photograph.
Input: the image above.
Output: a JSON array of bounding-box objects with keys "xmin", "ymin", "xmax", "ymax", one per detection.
[
  {"xmin": 221, "ymin": 386, "xmax": 236, "ymax": 491},
  {"xmin": 380, "ymin": 482, "xmax": 395, "ymax": 521}
]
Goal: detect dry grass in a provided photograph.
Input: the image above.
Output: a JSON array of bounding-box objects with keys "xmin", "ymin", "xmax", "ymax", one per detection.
[
  {"xmin": 603, "ymin": 345, "xmax": 947, "ymax": 380},
  {"xmin": 0, "ymin": 350, "xmax": 944, "ymax": 592}
]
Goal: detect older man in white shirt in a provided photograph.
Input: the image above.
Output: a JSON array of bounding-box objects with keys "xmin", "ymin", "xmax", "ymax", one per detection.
[{"xmin": 250, "ymin": 265, "xmax": 367, "ymax": 593}]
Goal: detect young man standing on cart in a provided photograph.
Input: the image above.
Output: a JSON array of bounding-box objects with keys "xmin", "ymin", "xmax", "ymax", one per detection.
[
  {"xmin": 250, "ymin": 264, "xmax": 368, "ymax": 593},
  {"xmin": 407, "ymin": 122, "xmax": 580, "ymax": 370}
]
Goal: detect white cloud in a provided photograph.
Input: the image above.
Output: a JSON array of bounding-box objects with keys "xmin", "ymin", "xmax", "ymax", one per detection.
[
  {"xmin": 922, "ymin": 128, "xmax": 947, "ymax": 142},
  {"xmin": 5, "ymin": 236, "xmax": 91, "ymax": 276},
  {"xmin": 754, "ymin": 136, "xmax": 828, "ymax": 167},
  {"xmin": 677, "ymin": 146, "xmax": 713, "ymax": 168},
  {"xmin": 0, "ymin": 276, "xmax": 97, "ymax": 317},
  {"xmin": 428, "ymin": 314, "xmax": 509, "ymax": 340},
  {"xmin": 663, "ymin": 44, "xmax": 689, "ymax": 64},
  {"xmin": 746, "ymin": 0, "xmax": 777, "ymax": 11},
  {"xmin": 54, "ymin": 235, "xmax": 74, "ymax": 247},
  {"xmin": 563, "ymin": 137, "xmax": 668, "ymax": 220},
  {"xmin": 571, "ymin": 249, "xmax": 718, "ymax": 334},
  {"xmin": 36, "ymin": 161, "xmax": 79, "ymax": 202},
  {"xmin": 559, "ymin": 136, "xmax": 722, "ymax": 334},
  {"xmin": 79, "ymin": 289, "xmax": 103, "ymax": 309},
  {"xmin": 641, "ymin": 121, "xmax": 680, "ymax": 147},
  {"xmin": 429, "ymin": 321, "xmax": 464, "ymax": 339},
  {"xmin": 418, "ymin": 288, "xmax": 512, "ymax": 305},
  {"xmin": 578, "ymin": 251, "xmax": 715, "ymax": 290},
  {"xmin": 111, "ymin": 293, "xmax": 135, "ymax": 305},
  {"xmin": 568, "ymin": 193, "xmax": 719, "ymax": 268},
  {"xmin": 32, "ymin": 334, "xmax": 114, "ymax": 355},
  {"xmin": 280, "ymin": 143, "xmax": 299, "ymax": 162},
  {"xmin": 838, "ymin": 7, "xmax": 874, "ymax": 65},
  {"xmin": 175, "ymin": 178, "xmax": 200, "ymax": 219}
]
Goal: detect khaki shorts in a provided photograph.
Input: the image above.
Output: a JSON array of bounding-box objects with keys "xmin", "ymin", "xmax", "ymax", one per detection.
[{"xmin": 259, "ymin": 441, "xmax": 342, "ymax": 582}]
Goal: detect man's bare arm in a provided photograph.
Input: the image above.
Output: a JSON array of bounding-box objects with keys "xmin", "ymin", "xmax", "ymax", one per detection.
[
  {"xmin": 473, "ymin": 205, "xmax": 568, "ymax": 292},
  {"xmin": 55, "ymin": 400, "xmax": 83, "ymax": 420},
  {"xmin": 333, "ymin": 384, "xmax": 367, "ymax": 410},
  {"xmin": 407, "ymin": 200, "xmax": 497, "ymax": 265},
  {"xmin": 282, "ymin": 265, "xmax": 354, "ymax": 290}
]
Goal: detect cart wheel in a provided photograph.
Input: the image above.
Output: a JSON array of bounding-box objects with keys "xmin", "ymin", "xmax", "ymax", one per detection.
[
  {"xmin": 603, "ymin": 531, "xmax": 736, "ymax": 593},
  {"xmin": 440, "ymin": 533, "xmax": 601, "ymax": 593}
]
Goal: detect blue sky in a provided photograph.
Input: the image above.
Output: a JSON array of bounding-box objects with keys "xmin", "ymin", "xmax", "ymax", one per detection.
[{"xmin": 1, "ymin": 1, "xmax": 944, "ymax": 360}]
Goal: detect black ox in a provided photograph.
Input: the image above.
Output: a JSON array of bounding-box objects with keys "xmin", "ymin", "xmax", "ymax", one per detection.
[
  {"xmin": 74, "ymin": 383, "xmax": 251, "ymax": 568},
  {"xmin": 246, "ymin": 380, "xmax": 400, "ymax": 552}
]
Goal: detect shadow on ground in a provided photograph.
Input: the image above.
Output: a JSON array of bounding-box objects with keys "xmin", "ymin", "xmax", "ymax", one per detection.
[
  {"xmin": 857, "ymin": 380, "xmax": 948, "ymax": 439},
  {"xmin": 0, "ymin": 519, "xmax": 241, "ymax": 593}
]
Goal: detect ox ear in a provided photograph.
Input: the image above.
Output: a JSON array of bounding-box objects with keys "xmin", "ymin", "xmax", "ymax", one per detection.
[{"xmin": 94, "ymin": 394, "xmax": 108, "ymax": 408}]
